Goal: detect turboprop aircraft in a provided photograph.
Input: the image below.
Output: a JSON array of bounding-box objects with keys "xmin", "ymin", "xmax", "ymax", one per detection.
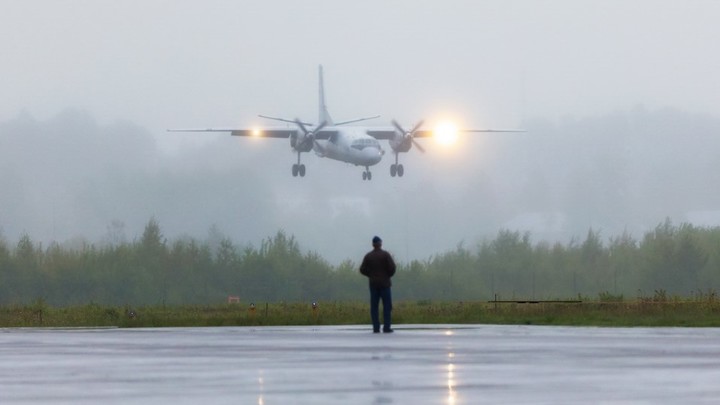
[{"xmin": 169, "ymin": 65, "xmax": 522, "ymax": 180}]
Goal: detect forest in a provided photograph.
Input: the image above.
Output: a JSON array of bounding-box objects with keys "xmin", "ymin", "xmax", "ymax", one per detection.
[{"xmin": 0, "ymin": 218, "xmax": 718, "ymax": 307}]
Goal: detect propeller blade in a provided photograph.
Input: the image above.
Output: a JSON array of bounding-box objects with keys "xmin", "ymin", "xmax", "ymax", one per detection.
[
  {"xmin": 391, "ymin": 120, "xmax": 406, "ymax": 135},
  {"xmin": 391, "ymin": 118, "xmax": 427, "ymax": 155},
  {"xmin": 392, "ymin": 119, "xmax": 424, "ymax": 139},
  {"xmin": 410, "ymin": 120, "xmax": 424, "ymax": 134},
  {"xmin": 294, "ymin": 118, "xmax": 309, "ymax": 135},
  {"xmin": 311, "ymin": 121, "xmax": 329, "ymax": 154},
  {"xmin": 314, "ymin": 120, "xmax": 328, "ymax": 133}
]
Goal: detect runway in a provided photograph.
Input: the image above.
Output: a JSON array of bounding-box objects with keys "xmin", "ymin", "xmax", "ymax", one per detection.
[{"xmin": 1, "ymin": 325, "xmax": 720, "ymax": 404}]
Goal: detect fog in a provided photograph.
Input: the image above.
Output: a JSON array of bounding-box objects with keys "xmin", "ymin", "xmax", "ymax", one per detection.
[{"xmin": 1, "ymin": 1, "xmax": 720, "ymax": 264}]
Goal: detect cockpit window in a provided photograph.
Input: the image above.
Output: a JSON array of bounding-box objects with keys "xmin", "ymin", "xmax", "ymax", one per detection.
[{"xmin": 351, "ymin": 138, "xmax": 379, "ymax": 150}]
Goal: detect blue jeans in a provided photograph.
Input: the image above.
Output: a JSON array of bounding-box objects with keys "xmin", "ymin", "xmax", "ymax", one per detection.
[{"xmin": 369, "ymin": 286, "xmax": 392, "ymax": 332}]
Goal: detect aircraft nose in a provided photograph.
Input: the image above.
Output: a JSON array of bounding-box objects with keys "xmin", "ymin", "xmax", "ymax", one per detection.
[{"xmin": 362, "ymin": 147, "xmax": 383, "ymax": 165}]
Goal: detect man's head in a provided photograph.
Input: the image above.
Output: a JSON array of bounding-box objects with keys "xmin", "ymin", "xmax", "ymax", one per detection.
[{"xmin": 372, "ymin": 236, "xmax": 382, "ymax": 248}]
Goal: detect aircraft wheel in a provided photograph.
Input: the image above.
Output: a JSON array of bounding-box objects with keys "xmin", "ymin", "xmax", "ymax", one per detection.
[
  {"xmin": 390, "ymin": 164, "xmax": 397, "ymax": 177},
  {"xmin": 292, "ymin": 164, "xmax": 299, "ymax": 177},
  {"xmin": 362, "ymin": 171, "xmax": 367, "ymax": 181},
  {"xmin": 397, "ymin": 164, "xmax": 404, "ymax": 177},
  {"xmin": 299, "ymin": 164, "xmax": 306, "ymax": 177},
  {"xmin": 367, "ymin": 171, "xmax": 372, "ymax": 180}
]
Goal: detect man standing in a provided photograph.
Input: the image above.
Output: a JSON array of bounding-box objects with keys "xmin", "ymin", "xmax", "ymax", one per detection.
[{"xmin": 360, "ymin": 236, "xmax": 397, "ymax": 333}]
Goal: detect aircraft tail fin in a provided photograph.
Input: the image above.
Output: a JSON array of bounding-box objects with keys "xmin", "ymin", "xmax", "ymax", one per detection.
[{"xmin": 318, "ymin": 65, "xmax": 334, "ymax": 126}]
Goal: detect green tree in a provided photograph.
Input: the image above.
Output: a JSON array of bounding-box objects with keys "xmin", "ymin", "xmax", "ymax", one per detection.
[
  {"xmin": 136, "ymin": 217, "xmax": 168, "ymax": 305},
  {"xmin": 12, "ymin": 234, "xmax": 41, "ymax": 303},
  {"xmin": 580, "ymin": 228, "xmax": 611, "ymax": 294},
  {"xmin": 486, "ymin": 230, "xmax": 533, "ymax": 299},
  {"xmin": 608, "ymin": 230, "xmax": 638, "ymax": 296}
]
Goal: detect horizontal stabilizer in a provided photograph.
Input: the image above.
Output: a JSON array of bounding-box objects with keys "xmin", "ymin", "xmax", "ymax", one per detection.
[
  {"xmin": 259, "ymin": 115, "xmax": 314, "ymax": 126},
  {"xmin": 334, "ymin": 115, "xmax": 381, "ymax": 126}
]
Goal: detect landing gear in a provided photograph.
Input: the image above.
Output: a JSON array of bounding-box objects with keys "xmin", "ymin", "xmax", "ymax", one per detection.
[
  {"xmin": 292, "ymin": 152, "xmax": 306, "ymax": 177},
  {"xmin": 390, "ymin": 163, "xmax": 404, "ymax": 177},
  {"xmin": 292, "ymin": 163, "xmax": 306, "ymax": 177},
  {"xmin": 362, "ymin": 167, "xmax": 372, "ymax": 181},
  {"xmin": 390, "ymin": 153, "xmax": 405, "ymax": 177}
]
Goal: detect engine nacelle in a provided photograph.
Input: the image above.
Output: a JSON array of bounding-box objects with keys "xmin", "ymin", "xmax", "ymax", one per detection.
[
  {"xmin": 291, "ymin": 133, "xmax": 313, "ymax": 152},
  {"xmin": 389, "ymin": 133, "xmax": 412, "ymax": 153}
]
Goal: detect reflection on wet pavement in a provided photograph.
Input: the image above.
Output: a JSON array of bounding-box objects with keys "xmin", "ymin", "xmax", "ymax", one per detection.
[{"xmin": 1, "ymin": 325, "xmax": 720, "ymax": 404}]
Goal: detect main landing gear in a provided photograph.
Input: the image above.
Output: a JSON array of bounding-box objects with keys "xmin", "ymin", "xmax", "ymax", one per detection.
[
  {"xmin": 390, "ymin": 153, "xmax": 405, "ymax": 177},
  {"xmin": 291, "ymin": 152, "xmax": 306, "ymax": 177},
  {"xmin": 292, "ymin": 163, "xmax": 306, "ymax": 177},
  {"xmin": 362, "ymin": 167, "xmax": 373, "ymax": 181},
  {"xmin": 390, "ymin": 163, "xmax": 404, "ymax": 177}
]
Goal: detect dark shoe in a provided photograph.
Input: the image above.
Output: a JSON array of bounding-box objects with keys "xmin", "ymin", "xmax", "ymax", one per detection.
[
  {"xmin": 383, "ymin": 329, "xmax": 394, "ymax": 333},
  {"xmin": 373, "ymin": 330, "xmax": 380, "ymax": 334}
]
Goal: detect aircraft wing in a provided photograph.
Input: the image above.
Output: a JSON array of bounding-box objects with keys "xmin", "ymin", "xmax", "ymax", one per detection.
[
  {"xmin": 364, "ymin": 128, "xmax": 397, "ymax": 140},
  {"xmin": 168, "ymin": 128, "xmax": 297, "ymax": 138},
  {"xmin": 167, "ymin": 127, "xmax": 338, "ymax": 140},
  {"xmin": 366, "ymin": 128, "xmax": 524, "ymax": 139}
]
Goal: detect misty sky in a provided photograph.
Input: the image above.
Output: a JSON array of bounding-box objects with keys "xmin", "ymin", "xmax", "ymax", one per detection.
[
  {"xmin": 2, "ymin": 1, "xmax": 720, "ymax": 263},
  {"xmin": 3, "ymin": 1, "xmax": 719, "ymax": 142}
]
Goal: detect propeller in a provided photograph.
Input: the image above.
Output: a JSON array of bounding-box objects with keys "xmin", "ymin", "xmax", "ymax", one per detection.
[
  {"xmin": 391, "ymin": 119, "xmax": 426, "ymax": 153},
  {"xmin": 294, "ymin": 119, "xmax": 328, "ymax": 151}
]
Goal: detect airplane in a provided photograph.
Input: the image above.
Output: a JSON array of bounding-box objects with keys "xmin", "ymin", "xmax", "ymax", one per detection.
[{"xmin": 169, "ymin": 65, "xmax": 522, "ymax": 180}]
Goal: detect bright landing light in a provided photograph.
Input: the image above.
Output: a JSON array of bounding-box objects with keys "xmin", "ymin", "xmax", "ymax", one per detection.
[
  {"xmin": 251, "ymin": 127, "xmax": 262, "ymax": 137},
  {"xmin": 433, "ymin": 122, "xmax": 458, "ymax": 146}
]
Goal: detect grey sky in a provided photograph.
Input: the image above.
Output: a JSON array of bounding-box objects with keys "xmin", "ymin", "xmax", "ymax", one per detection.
[
  {"xmin": 2, "ymin": 1, "xmax": 720, "ymax": 263},
  {"xmin": 2, "ymin": 1, "xmax": 719, "ymax": 150}
]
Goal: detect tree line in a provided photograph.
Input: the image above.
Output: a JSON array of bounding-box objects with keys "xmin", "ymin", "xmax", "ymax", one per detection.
[{"xmin": 0, "ymin": 218, "xmax": 718, "ymax": 306}]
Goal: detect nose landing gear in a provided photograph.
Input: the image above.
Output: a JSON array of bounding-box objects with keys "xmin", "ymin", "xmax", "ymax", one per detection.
[{"xmin": 362, "ymin": 167, "xmax": 372, "ymax": 181}]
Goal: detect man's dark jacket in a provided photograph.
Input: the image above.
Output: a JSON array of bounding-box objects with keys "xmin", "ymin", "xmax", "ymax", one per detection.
[{"xmin": 360, "ymin": 247, "xmax": 396, "ymax": 288}]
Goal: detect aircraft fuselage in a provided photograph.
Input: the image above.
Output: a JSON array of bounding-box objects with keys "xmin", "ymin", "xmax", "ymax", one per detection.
[{"xmin": 315, "ymin": 127, "xmax": 383, "ymax": 167}]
